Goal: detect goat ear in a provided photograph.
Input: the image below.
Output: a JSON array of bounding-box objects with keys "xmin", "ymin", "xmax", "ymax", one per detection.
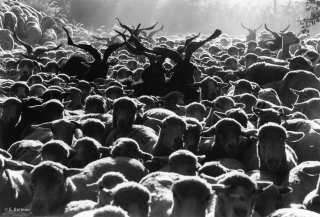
[
  {"xmin": 64, "ymin": 167, "xmax": 82, "ymax": 177},
  {"xmin": 286, "ymin": 131, "xmax": 304, "ymax": 142},
  {"xmin": 0, "ymin": 149, "xmax": 12, "ymax": 159},
  {"xmin": 242, "ymin": 129, "xmax": 258, "ymax": 138},
  {"xmin": 217, "ymin": 82, "xmax": 229, "ymax": 88},
  {"xmin": 200, "ymin": 126, "xmax": 216, "ymax": 137},
  {"xmin": 255, "ymin": 181, "xmax": 274, "ymax": 195}
]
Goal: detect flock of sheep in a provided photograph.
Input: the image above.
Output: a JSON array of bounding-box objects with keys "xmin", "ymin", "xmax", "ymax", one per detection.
[{"xmin": 2, "ymin": 0, "xmax": 320, "ymax": 217}]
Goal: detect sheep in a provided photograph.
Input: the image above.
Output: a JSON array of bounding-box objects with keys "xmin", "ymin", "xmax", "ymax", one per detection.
[
  {"xmin": 64, "ymin": 87, "xmax": 84, "ymax": 110},
  {"xmin": 282, "ymin": 161, "xmax": 320, "ymax": 207},
  {"xmin": 73, "ymin": 205, "xmax": 129, "ymax": 217},
  {"xmin": 40, "ymin": 140, "xmax": 72, "ymax": 164},
  {"xmin": 239, "ymin": 62, "xmax": 290, "ymax": 86},
  {"xmin": 266, "ymin": 208, "xmax": 320, "ymax": 217},
  {"xmin": 282, "ymin": 118, "xmax": 320, "ymax": 162},
  {"xmin": 247, "ymin": 170, "xmax": 293, "ymax": 216},
  {"xmin": 263, "ymin": 70, "xmax": 320, "ymax": 107},
  {"xmin": 288, "ymin": 56, "xmax": 314, "ymax": 72},
  {"xmin": 252, "ymin": 107, "xmax": 283, "ymax": 127},
  {"xmin": 198, "ymin": 161, "xmax": 233, "ymax": 178},
  {"xmin": 151, "ymin": 115, "xmax": 187, "ymax": 156},
  {"xmin": 0, "ymin": 29, "xmax": 14, "ymax": 51},
  {"xmin": 81, "ymin": 118, "xmax": 106, "ymax": 144},
  {"xmin": 228, "ymin": 79, "xmax": 259, "ymax": 96},
  {"xmin": 290, "ymin": 88, "xmax": 320, "ymax": 103},
  {"xmin": 9, "ymin": 81, "xmax": 29, "ymax": 99},
  {"xmin": 255, "ymin": 123, "xmax": 303, "ymax": 179},
  {"xmin": 183, "ymin": 117, "xmax": 203, "ymax": 153},
  {"xmin": 277, "ymin": 31, "xmax": 300, "ymax": 60},
  {"xmin": 84, "ymin": 95, "xmax": 107, "ymax": 114},
  {"xmin": 205, "ymin": 171, "xmax": 272, "ymax": 217},
  {"xmin": 143, "ymin": 108, "xmax": 177, "ymax": 120},
  {"xmin": 63, "ymin": 172, "xmax": 128, "ymax": 216},
  {"xmin": 31, "ymin": 118, "xmax": 81, "ymax": 145},
  {"xmin": 258, "ymin": 88, "xmax": 282, "ymax": 106},
  {"xmin": 8, "ymin": 139, "xmax": 43, "ymax": 164},
  {"xmin": 29, "ymin": 155, "xmax": 148, "ymax": 215},
  {"xmin": 169, "ymin": 177, "xmax": 212, "ymax": 217},
  {"xmin": 0, "ymin": 97, "xmax": 22, "ymax": 150},
  {"xmin": 292, "ymin": 98, "xmax": 320, "ymax": 119},
  {"xmin": 0, "ymin": 154, "xmax": 33, "ymax": 215},
  {"xmin": 215, "ymin": 108, "xmax": 252, "ymax": 128},
  {"xmin": 303, "ymin": 165, "xmax": 320, "ymax": 213},
  {"xmin": 191, "ymin": 76, "xmax": 228, "ymax": 101},
  {"xmin": 158, "ymin": 91, "xmax": 185, "ymax": 115},
  {"xmin": 110, "ymin": 137, "xmax": 153, "ymax": 161},
  {"xmin": 68, "ymin": 137, "xmax": 110, "ymax": 168},
  {"xmin": 200, "ymin": 118, "xmax": 253, "ymax": 161},
  {"xmin": 107, "ymin": 181, "xmax": 151, "ymax": 217},
  {"xmin": 63, "ymin": 27, "xmax": 124, "ymax": 81},
  {"xmin": 232, "ymin": 93, "xmax": 258, "ymax": 114},
  {"xmin": 106, "ymin": 97, "xmax": 158, "ymax": 153}
]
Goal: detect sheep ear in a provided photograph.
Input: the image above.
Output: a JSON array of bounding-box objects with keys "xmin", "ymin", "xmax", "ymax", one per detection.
[
  {"xmin": 71, "ymin": 120, "xmax": 82, "ymax": 129},
  {"xmin": 200, "ymin": 173, "xmax": 218, "ymax": 184},
  {"xmin": 235, "ymin": 103, "xmax": 245, "ymax": 109},
  {"xmin": 301, "ymin": 165, "xmax": 320, "ymax": 176},
  {"xmin": 191, "ymin": 81, "xmax": 203, "ymax": 88},
  {"xmin": 64, "ymin": 168, "xmax": 82, "ymax": 177},
  {"xmin": 286, "ymin": 131, "xmax": 304, "ymax": 142},
  {"xmin": 197, "ymin": 155, "xmax": 206, "ymax": 162},
  {"xmin": 252, "ymin": 107, "xmax": 263, "ymax": 117},
  {"xmin": 213, "ymin": 111, "xmax": 226, "ymax": 119},
  {"xmin": 0, "ymin": 149, "xmax": 12, "ymax": 159},
  {"xmin": 290, "ymin": 88, "xmax": 301, "ymax": 96},
  {"xmin": 229, "ymin": 81, "xmax": 236, "ymax": 86},
  {"xmin": 201, "ymin": 100, "xmax": 214, "ymax": 107},
  {"xmin": 98, "ymin": 147, "xmax": 111, "ymax": 156},
  {"xmin": 217, "ymin": 82, "xmax": 229, "ymax": 88},
  {"xmin": 241, "ymin": 129, "xmax": 258, "ymax": 138},
  {"xmin": 277, "ymin": 186, "xmax": 293, "ymax": 198},
  {"xmin": 139, "ymin": 151, "xmax": 153, "ymax": 161},
  {"xmin": 200, "ymin": 126, "xmax": 216, "ymax": 137},
  {"xmin": 31, "ymin": 122, "xmax": 52, "ymax": 129},
  {"xmin": 211, "ymin": 184, "xmax": 229, "ymax": 192},
  {"xmin": 255, "ymin": 181, "xmax": 273, "ymax": 195},
  {"xmin": 86, "ymin": 182, "xmax": 99, "ymax": 192}
]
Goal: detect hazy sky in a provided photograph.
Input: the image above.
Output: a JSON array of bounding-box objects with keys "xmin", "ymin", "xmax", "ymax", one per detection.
[{"xmin": 70, "ymin": 0, "xmax": 319, "ymax": 35}]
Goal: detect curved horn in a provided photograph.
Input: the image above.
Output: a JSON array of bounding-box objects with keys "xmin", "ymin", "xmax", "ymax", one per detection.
[
  {"xmin": 264, "ymin": 24, "xmax": 280, "ymax": 39},
  {"xmin": 114, "ymin": 29, "xmax": 140, "ymax": 55},
  {"xmin": 34, "ymin": 44, "xmax": 62, "ymax": 57},
  {"xmin": 63, "ymin": 27, "xmax": 102, "ymax": 62},
  {"xmin": 91, "ymin": 35, "xmax": 109, "ymax": 41},
  {"xmin": 141, "ymin": 22, "xmax": 159, "ymax": 31},
  {"xmin": 12, "ymin": 31, "xmax": 33, "ymax": 55},
  {"xmin": 116, "ymin": 18, "xmax": 134, "ymax": 35},
  {"xmin": 184, "ymin": 33, "xmax": 201, "ymax": 50},
  {"xmin": 241, "ymin": 22, "xmax": 250, "ymax": 31},
  {"xmin": 254, "ymin": 24, "xmax": 263, "ymax": 31},
  {"xmin": 148, "ymin": 24, "xmax": 164, "ymax": 39},
  {"xmin": 281, "ymin": 24, "xmax": 290, "ymax": 33},
  {"xmin": 103, "ymin": 42, "xmax": 125, "ymax": 63},
  {"xmin": 153, "ymin": 46, "xmax": 183, "ymax": 63},
  {"xmin": 184, "ymin": 29, "xmax": 222, "ymax": 62}
]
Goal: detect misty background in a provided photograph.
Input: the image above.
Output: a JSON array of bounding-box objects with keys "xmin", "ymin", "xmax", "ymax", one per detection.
[{"xmin": 69, "ymin": 0, "xmax": 320, "ymax": 36}]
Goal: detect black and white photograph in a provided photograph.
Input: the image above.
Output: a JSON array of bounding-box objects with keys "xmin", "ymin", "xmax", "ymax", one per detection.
[{"xmin": 1, "ymin": 0, "xmax": 320, "ymax": 216}]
